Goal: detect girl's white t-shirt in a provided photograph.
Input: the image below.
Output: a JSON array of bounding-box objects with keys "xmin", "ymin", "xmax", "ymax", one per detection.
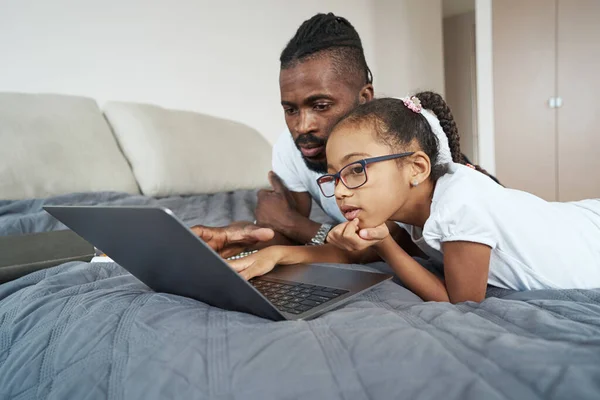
[
  {"xmin": 272, "ymin": 131, "xmax": 600, "ymax": 290},
  {"xmin": 422, "ymin": 163, "xmax": 600, "ymax": 290}
]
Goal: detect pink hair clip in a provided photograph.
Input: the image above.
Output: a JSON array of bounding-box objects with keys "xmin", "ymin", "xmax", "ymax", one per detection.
[{"xmin": 401, "ymin": 96, "xmax": 422, "ymax": 113}]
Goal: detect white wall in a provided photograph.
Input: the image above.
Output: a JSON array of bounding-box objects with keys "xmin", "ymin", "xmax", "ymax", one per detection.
[
  {"xmin": 373, "ymin": 0, "xmax": 445, "ymax": 98},
  {"xmin": 0, "ymin": 0, "xmax": 443, "ymax": 144}
]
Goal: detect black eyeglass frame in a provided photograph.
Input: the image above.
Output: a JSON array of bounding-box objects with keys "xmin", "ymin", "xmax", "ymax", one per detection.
[{"xmin": 316, "ymin": 152, "xmax": 415, "ymax": 198}]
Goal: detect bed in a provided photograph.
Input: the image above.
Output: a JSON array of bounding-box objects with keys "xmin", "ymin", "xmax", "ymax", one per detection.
[
  {"xmin": 1, "ymin": 190, "xmax": 600, "ymax": 400},
  {"xmin": 2, "ymin": 92, "xmax": 600, "ymax": 399}
]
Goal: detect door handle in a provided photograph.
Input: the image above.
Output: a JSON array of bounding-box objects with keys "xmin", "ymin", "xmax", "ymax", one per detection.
[{"xmin": 549, "ymin": 97, "xmax": 563, "ymax": 108}]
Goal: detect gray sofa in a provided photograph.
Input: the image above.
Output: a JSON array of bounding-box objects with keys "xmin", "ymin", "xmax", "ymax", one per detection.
[{"xmin": 0, "ymin": 92, "xmax": 271, "ymax": 200}]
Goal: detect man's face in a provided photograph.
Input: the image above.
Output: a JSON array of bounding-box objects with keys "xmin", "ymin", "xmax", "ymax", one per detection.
[{"xmin": 279, "ymin": 57, "xmax": 370, "ymax": 173}]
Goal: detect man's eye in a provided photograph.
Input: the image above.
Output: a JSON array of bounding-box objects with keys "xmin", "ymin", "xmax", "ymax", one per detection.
[
  {"xmin": 284, "ymin": 108, "xmax": 298, "ymax": 115},
  {"xmin": 314, "ymin": 103, "xmax": 331, "ymax": 111}
]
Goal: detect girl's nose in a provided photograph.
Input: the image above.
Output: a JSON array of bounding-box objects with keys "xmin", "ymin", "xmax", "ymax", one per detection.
[{"xmin": 334, "ymin": 179, "xmax": 353, "ymax": 199}]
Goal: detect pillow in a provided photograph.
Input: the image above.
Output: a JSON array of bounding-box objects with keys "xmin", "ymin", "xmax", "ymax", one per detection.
[
  {"xmin": 0, "ymin": 93, "xmax": 140, "ymax": 200},
  {"xmin": 103, "ymin": 102, "xmax": 271, "ymax": 196}
]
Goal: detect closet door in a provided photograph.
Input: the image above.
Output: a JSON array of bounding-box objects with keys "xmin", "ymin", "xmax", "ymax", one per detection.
[
  {"xmin": 493, "ymin": 0, "xmax": 557, "ymax": 200},
  {"xmin": 557, "ymin": 0, "xmax": 600, "ymax": 201}
]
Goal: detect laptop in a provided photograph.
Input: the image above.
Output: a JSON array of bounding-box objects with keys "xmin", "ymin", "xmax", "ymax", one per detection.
[{"xmin": 44, "ymin": 206, "xmax": 391, "ymax": 321}]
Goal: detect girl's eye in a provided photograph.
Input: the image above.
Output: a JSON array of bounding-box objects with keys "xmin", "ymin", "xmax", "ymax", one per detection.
[
  {"xmin": 350, "ymin": 166, "xmax": 364, "ymax": 174},
  {"xmin": 314, "ymin": 103, "xmax": 331, "ymax": 111}
]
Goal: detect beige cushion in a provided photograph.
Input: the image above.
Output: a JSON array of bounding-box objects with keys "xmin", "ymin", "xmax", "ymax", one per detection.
[
  {"xmin": 103, "ymin": 102, "xmax": 271, "ymax": 197},
  {"xmin": 0, "ymin": 93, "xmax": 140, "ymax": 200}
]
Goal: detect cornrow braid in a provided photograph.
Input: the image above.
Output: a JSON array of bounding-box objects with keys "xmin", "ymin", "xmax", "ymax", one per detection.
[
  {"xmin": 415, "ymin": 91, "xmax": 463, "ymax": 164},
  {"xmin": 280, "ymin": 13, "xmax": 372, "ymax": 86}
]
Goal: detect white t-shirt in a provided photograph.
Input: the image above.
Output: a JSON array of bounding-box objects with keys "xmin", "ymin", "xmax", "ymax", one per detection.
[
  {"xmin": 423, "ymin": 163, "xmax": 600, "ymax": 290},
  {"xmin": 272, "ymin": 130, "xmax": 442, "ymax": 260}
]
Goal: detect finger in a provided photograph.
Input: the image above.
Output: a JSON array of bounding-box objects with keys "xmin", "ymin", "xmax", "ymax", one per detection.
[
  {"xmin": 359, "ymin": 225, "xmax": 388, "ymax": 241},
  {"xmin": 225, "ymin": 224, "xmax": 266, "ymax": 244},
  {"xmin": 341, "ymin": 219, "xmax": 362, "ymax": 250},
  {"xmin": 325, "ymin": 226, "xmax": 343, "ymax": 248},
  {"xmin": 342, "ymin": 218, "xmax": 360, "ymax": 239},
  {"xmin": 240, "ymin": 262, "xmax": 272, "ymax": 281},
  {"xmin": 191, "ymin": 225, "xmax": 214, "ymax": 241},
  {"xmin": 268, "ymin": 171, "xmax": 288, "ymax": 194},
  {"xmin": 228, "ymin": 258, "xmax": 252, "ymax": 272},
  {"xmin": 328, "ymin": 223, "xmax": 344, "ymax": 238},
  {"xmin": 220, "ymin": 245, "xmax": 247, "ymax": 259},
  {"xmin": 257, "ymin": 188, "xmax": 273, "ymax": 199},
  {"xmin": 328, "ymin": 224, "xmax": 345, "ymax": 241},
  {"xmin": 240, "ymin": 266, "xmax": 257, "ymax": 281},
  {"xmin": 247, "ymin": 227, "xmax": 275, "ymax": 242}
]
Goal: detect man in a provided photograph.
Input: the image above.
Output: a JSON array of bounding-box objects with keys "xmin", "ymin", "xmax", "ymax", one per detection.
[
  {"xmin": 193, "ymin": 13, "xmax": 375, "ymax": 257},
  {"xmin": 193, "ymin": 13, "xmax": 497, "ymax": 260}
]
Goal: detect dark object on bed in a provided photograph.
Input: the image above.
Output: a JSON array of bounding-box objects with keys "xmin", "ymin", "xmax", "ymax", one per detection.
[{"xmin": 0, "ymin": 230, "xmax": 94, "ymax": 283}]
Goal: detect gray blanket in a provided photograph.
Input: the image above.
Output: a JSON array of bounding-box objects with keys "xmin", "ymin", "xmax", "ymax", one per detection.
[
  {"xmin": 1, "ymin": 192, "xmax": 600, "ymax": 399},
  {"xmin": 0, "ymin": 191, "xmax": 264, "ymax": 235}
]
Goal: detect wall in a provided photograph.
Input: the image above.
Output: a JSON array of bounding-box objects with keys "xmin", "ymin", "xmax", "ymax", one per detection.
[
  {"xmin": 0, "ymin": 0, "xmax": 444, "ymax": 144},
  {"xmin": 372, "ymin": 0, "xmax": 445, "ymax": 98},
  {"xmin": 443, "ymin": 11, "xmax": 478, "ymax": 162}
]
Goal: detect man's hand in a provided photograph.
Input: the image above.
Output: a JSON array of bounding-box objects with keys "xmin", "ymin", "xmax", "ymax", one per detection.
[
  {"xmin": 326, "ymin": 219, "xmax": 390, "ymax": 252},
  {"xmin": 255, "ymin": 172, "xmax": 302, "ymax": 235},
  {"xmin": 228, "ymin": 247, "xmax": 281, "ymax": 280},
  {"xmin": 191, "ymin": 221, "xmax": 274, "ymax": 259}
]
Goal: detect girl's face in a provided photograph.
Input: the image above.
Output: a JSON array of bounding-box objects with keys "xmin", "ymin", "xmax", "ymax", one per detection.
[{"xmin": 324, "ymin": 122, "xmax": 416, "ymax": 228}]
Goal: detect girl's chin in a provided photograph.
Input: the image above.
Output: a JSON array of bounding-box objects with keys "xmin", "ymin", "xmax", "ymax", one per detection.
[{"xmin": 356, "ymin": 216, "xmax": 387, "ymax": 229}]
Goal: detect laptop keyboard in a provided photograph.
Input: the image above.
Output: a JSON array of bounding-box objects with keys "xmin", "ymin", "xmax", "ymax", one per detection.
[{"xmin": 249, "ymin": 278, "xmax": 349, "ymax": 315}]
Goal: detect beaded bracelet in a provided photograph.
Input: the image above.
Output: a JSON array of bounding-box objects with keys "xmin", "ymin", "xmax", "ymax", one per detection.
[{"xmin": 226, "ymin": 250, "xmax": 258, "ymax": 261}]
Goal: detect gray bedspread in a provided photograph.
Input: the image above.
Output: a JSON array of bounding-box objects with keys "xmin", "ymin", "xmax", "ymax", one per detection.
[
  {"xmin": 0, "ymin": 191, "xmax": 263, "ymax": 236},
  {"xmin": 1, "ymin": 192, "xmax": 600, "ymax": 399}
]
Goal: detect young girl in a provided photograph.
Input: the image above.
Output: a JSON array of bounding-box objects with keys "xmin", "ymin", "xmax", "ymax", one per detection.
[{"xmin": 230, "ymin": 93, "xmax": 600, "ymax": 303}]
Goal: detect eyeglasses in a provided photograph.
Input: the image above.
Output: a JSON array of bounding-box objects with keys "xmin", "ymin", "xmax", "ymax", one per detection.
[{"xmin": 316, "ymin": 152, "xmax": 415, "ymax": 198}]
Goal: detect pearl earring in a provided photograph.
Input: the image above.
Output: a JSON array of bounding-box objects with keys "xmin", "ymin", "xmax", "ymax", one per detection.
[{"xmin": 411, "ymin": 180, "xmax": 419, "ymax": 187}]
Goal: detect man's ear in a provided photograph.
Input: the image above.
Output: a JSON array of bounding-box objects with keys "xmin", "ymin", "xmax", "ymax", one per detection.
[{"xmin": 359, "ymin": 84, "xmax": 374, "ymax": 104}]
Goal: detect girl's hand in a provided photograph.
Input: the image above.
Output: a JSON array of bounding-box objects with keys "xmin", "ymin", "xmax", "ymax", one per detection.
[
  {"xmin": 326, "ymin": 218, "xmax": 390, "ymax": 252},
  {"xmin": 228, "ymin": 247, "xmax": 281, "ymax": 280}
]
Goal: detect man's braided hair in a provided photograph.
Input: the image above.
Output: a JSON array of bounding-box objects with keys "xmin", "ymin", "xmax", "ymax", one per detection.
[{"xmin": 280, "ymin": 12, "xmax": 372, "ymax": 89}]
